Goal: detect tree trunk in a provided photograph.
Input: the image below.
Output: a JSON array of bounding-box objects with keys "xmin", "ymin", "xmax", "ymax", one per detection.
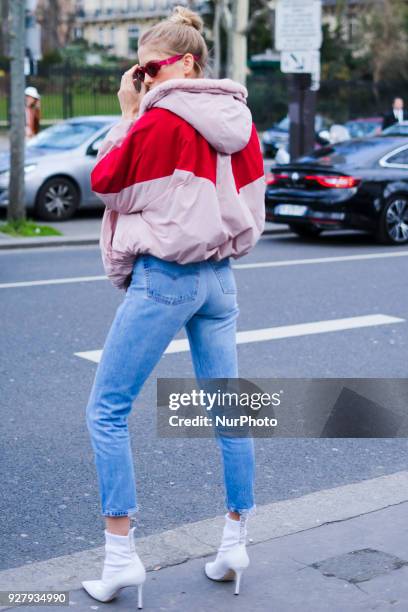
[
  {"xmin": 231, "ymin": 0, "xmax": 249, "ymax": 85},
  {"xmin": 221, "ymin": 0, "xmax": 233, "ymax": 79},
  {"xmin": 219, "ymin": 0, "xmax": 249, "ymax": 84},
  {"xmin": 8, "ymin": 0, "xmax": 26, "ymax": 222},
  {"xmin": 212, "ymin": 0, "xmax": 222, "ymax": 78}
]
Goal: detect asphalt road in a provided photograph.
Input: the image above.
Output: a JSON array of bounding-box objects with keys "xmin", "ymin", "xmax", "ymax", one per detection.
[{"xmin": 1, "ymin": 230, "xmax": 408, "ymax": 571}]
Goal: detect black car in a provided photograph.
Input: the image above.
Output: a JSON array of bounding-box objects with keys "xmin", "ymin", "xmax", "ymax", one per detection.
[
  {"xmin": 265, "ymin": 137, "xmax": 408, "ymax": 244},
  {"xmin": 262, "ymin": 115, "xmax": 330, "ymax": 159}
]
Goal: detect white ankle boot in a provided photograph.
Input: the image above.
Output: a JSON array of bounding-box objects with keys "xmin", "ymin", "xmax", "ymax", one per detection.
[
  {"xmin": 82, "ymin": 526, "xmax": 146, "ymax": 608},
  {"xmin": 204, "ymin": 512, "xmax": 250, "ymax": 595}
]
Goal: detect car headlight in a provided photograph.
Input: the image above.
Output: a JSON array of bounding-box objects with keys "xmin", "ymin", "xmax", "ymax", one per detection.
[{"xmin": 0, "ymin": 164, "xmax": 37, "ymax": 182}]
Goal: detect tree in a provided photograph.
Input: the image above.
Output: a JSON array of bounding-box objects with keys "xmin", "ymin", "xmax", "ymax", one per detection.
[
  {"xmin": 247, "ymin": 0, "xmax": 275, "ymax": 55},
  {"xmin": 212, "ymin": 0, "xmax": 250, "ymax": 84},
  {"xmin": 212, "ymin": 0, "xmax": 223, "ymax": 77},
  {"xmin": 204, "ymin": 0, "xmax": 273, "ymax": 81},
  {"xmin": 356, "ymin": 0, "xmax": 408, "ymax": 96},
  {"xmin": 320, "ymin": 23, "xmax": 354, "ymax": 81},
  {"xmin": 35, "ymin": 0, "xmax": 76, "ymax": 55}
]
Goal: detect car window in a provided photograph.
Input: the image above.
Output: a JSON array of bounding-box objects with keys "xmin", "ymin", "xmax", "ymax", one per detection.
[
  {"xmin": 27, "ymin": 122, "xmax": 109, "ymax": 150},
  {"xmin": 314, "ymin": 116, "xmax": 327, "ymax": 131},
  {"xmin": 382, "ymin": 124, "xmax": 408, "ymax": 136},
  {"xmin": 384, "ymin": 147, "xmax": 408, "ymax": 166},
  {"xmin": 276, "ymin": 117, "xmax": 290, "ymax": 131},
  {"xmin": 274, "ymin": 115, "xmax": 326, "ymax": 132},
  {"xmin": 89, "ymin": 130, "xmax": 110, "ymax": 152},
  {"xmin": 345, "ymin": 121, "xmax": 380, "ymax": 138}
]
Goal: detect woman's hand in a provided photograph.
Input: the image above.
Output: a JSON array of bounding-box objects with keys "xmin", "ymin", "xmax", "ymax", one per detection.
[{"xmin": 118, "ymin": 64, "xmax": 146, "ymax": 121}]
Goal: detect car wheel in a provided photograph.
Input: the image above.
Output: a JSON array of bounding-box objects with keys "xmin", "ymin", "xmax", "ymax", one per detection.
[
  {"xmin": 376, "ymin": 196, "xmax": 408, "ymax": 245},
  {"xmin": 35, "ymin": 177, "xmax": 80, "ymax": 221},
  {"xmin": 289, "ymin": 223, "xmax": 323, "ymax": 238}
]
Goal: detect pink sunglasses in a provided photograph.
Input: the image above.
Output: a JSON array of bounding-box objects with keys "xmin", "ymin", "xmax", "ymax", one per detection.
[{"xmin": 133, "ymin": 53, "xmax": 201, "ymax": 82}]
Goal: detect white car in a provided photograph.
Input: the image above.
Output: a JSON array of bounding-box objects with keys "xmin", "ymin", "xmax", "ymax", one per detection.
[{"xmin": 0, "ymin": 115, "xmax": 119, "ymax": 221}]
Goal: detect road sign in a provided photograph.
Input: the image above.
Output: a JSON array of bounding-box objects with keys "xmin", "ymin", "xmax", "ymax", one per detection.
[
  {"xmin": 275, "ymin": 0, "xmax": 322, "ymax": 51},
  {"xmin": 280, "ymin": 50, "xmax": 319, "ymax": 74}
]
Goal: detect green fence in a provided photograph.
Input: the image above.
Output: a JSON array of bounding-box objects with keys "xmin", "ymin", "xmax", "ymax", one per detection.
[
  {"xmin": 0, "ymin": 64, "xmax": 122, "ymax": 125},
  {"xmin": 1, "ymin": 63, "xmax": 407, "ymax": 130}
]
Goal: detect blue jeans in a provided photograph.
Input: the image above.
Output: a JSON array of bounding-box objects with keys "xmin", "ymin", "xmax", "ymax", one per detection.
[{"xmin": 86, "ymin": 253, "xmax": 256, "ymax": 519}]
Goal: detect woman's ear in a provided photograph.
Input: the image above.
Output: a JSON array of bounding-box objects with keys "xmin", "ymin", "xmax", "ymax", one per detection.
[{"xmin": 183, "ymin": 53, "xmax": 195, "ymax": 76}]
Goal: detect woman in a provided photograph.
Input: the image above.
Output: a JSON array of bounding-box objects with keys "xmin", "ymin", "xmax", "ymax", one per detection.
[
  {"xmin": 24, "ymin": 86, "xmax": 41, "ymax": 138},
  {"xmin": 82, "ymin": 5, "xmax": 265, "ymax": 608}
]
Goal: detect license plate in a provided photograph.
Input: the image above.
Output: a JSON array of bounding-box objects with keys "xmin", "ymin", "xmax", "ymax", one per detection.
[{"xmin": 274, "ymin": 204, "xmax": 308, "ymax": 217}]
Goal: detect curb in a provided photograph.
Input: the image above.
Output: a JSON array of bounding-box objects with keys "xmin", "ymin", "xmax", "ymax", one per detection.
[
  {"xmin": 1, "ymin": 470, "xmax": 408, "ymax": 601},
  {"xmin": 0, "ymin": 228, "xmax": 290, "ymax": 251},
  {"xmin": 0, "ymin": 236, "xmax": 100, "ymax": 250}
]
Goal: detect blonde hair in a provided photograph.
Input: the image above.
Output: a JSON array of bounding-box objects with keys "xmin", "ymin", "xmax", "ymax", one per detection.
[{"xmin": 138, "ymin": 5, "xmax": 209, "ymax": 78}]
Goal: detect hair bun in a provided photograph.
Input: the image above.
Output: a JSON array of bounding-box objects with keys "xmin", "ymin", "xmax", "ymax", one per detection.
[{"xmin": 169, "ymin": 5, "xmax": 204, "ymax": 33}]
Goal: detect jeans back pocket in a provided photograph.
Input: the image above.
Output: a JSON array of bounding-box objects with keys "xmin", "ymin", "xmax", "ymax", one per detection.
[
  {"xmin": 143, "ymin": 254, "xmax": 200, "ymax": 305},
  {"xmin": 209, "ymin": 258, "xmax": 237, "ymax": 294}
]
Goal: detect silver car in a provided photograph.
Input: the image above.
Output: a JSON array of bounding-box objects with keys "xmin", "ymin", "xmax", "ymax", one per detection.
[{"xmin": 0, "ymin": 116, "xmax": 119, "ymax": 221}]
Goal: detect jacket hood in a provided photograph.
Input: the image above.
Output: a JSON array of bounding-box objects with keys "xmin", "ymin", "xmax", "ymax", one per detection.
[{"xmin": 138, "ymin": 77, "xmax": 253, "ymax": 155}]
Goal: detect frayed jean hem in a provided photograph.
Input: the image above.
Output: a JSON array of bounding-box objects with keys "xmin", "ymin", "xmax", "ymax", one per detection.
[
  {"xmin": 102, "ymin": 506, "xmax": 139, "ymax": 519},
  {"xmin": 226, "ymin": 504, "xmax": 257, "ymax": 517}
]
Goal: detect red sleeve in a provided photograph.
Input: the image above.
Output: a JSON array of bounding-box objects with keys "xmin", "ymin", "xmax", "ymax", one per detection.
[
  {"xmin": 231, "ymin": 123, "xmax": 265, "ymax": 192},
  {"xmin": 91, "ymin": 108, "xmax": 217, "ymax": 215}
]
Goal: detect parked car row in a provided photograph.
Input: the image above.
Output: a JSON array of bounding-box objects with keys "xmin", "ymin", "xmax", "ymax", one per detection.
[
  {"xmin": 261, "ymin": 114, "xmax": 332, "ymax": 160},
  {"xmin": 261, "ymin": 116, "xmax": 385, "ymax": 161},
  {"xmin": 0, "ymin": 115, "xmax": 407, "ymax": 246}
]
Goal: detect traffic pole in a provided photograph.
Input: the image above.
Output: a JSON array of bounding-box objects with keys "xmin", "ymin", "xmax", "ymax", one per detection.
[
  {"xmin": 288, "ymin": 73, "xmax": 316, "ymax": 160},
  {"xmin": 8, "ymin": 0, "xmax": 26, "ymax": 223}
]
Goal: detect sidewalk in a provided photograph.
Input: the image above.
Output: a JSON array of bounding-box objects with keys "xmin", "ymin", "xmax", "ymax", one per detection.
[
  {"xmin": 1, "ymin": 471, "xmax": 408, "ymax": 611},
  {"xmin": 0, "ymin": 218, "xmax": 289, "ymax": 250}
]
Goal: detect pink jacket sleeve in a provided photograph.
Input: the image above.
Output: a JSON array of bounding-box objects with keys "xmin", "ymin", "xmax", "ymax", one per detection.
[{"xmin": 95, "ymin": 118, "xmax": 136, "ymax": 163}]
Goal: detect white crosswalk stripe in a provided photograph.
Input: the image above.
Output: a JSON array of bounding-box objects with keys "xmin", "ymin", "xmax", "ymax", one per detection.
[{"xmin": 74, "ymin": 314, "xmax": 404, "ymax": 363}]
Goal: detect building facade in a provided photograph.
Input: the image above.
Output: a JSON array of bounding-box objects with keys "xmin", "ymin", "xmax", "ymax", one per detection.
[
  {"xmin": 75, "ymin": 0, "xmax": 210, "ymax": 58},
  {"xmin": 322, "ymin": 0, "xmax": 367, "ymax": 45}
]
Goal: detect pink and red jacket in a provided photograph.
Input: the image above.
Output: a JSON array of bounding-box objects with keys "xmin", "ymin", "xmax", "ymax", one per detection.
[{"xmin": 91, "ymin": 77, "xmax": 266, "ymax": 290}]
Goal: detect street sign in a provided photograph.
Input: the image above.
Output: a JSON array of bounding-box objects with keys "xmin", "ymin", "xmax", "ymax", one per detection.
[
  {"xmin": 275, "ymin": 0, "xmax": 322, "ymax": 51},
  {"xmin": 280, "ymin": 50, "xmax": 319, "ymax": 74}
]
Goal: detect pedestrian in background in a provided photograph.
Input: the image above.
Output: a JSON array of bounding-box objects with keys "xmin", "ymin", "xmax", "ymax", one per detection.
[
  {"xmin": 382, "ymin": 97, "xmax": 408, "ymax": 130},
  {"xmin": 81, "ymin": 4, "xmax": 265, "ymax": 609},
  {"xmin": 24, "ymin": 86, "xmax": 41, "ymax": 138}
]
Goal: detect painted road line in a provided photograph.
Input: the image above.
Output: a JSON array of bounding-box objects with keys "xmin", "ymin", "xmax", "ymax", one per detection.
[
  {"xmin": 235, "ymin": 250, "xmax": 408, "ymax": 269},
  {"xmin": 0, "ymin": 275, "xmax": 106, "ymax": 289},
  {"xmin": 1, "ymin": 470, "xmax": 408, "ymax": 594},
  {"xmin": 74, "ymin": 314, "xmax": 404, "ymax": 363},
  {"xmin": 1, "ymin": 250, "xmax": 408, "ymax": 289}
]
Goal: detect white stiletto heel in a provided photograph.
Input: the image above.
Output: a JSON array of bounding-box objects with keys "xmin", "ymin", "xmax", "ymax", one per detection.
[
  {"xmin": 137, "ymin": 583, "xmax": 143, "ymax": 609},
  {"xmin": 82, "ymin": 526, "xmax": 146, "ymax": 606},
  {"xmin": 234, "ymin": 568, "xmax": 243, "ymax": 595},
  {"xmin": 204, "ymin": 511, "xmax": 250, "ymax": 595}
]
